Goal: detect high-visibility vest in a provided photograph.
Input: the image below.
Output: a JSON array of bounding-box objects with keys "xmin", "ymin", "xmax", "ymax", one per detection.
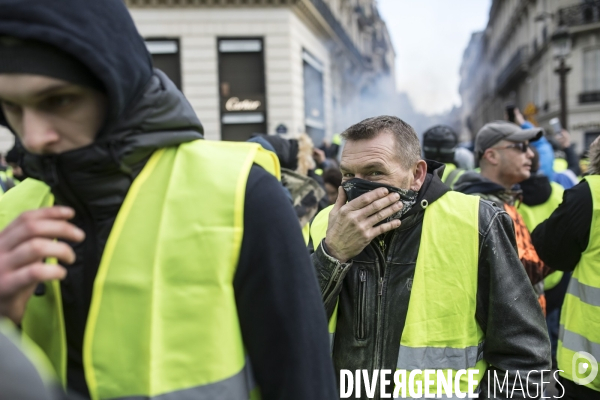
[
  {"xmin": 518, "ymin": 182, "xmax": 564, "ymax": 232},
  {"xmin": 310, "ymin": 191, "xmax": 487, "ymax": 393},
  {"xmin": 0, "ymin": 140, "xmax": 280, "ymax": 400},
  {"xmin": 557, "ymin": 175, "xmax": 600, "ymax": 392},
  {"xmin": 441, "ymin": 163, "xmax": 456, "ymax": 183},
  {"xmin": 554, "ymin": 158, "xmax": 569, "ymax": 173},
  {"xmin": 518, "ymin": 181, "xmax": 565, "ymax": 290}
]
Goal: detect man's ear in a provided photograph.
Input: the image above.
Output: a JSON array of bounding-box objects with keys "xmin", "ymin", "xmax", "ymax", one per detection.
[
  {"xmin": 411, "ymin": 160, "xmax": 428, "ymax": 191},
  {"xmin": 482, "ymin": 148, "xmax": 500, "ymax": 166}
]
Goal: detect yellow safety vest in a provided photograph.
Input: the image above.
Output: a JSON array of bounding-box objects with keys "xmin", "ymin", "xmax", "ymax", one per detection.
[
  {"xmin": 310, "ymin": 191, "xmax": 487, "ymax": 394},
  {"xmin": 441, "ymin": 163, "xmax": 456, "ymax": 183},
  {"xmin": 557, "ymin": 175, "xmax": 600, "ymax": 392},
  {"xmin": 518, "ymin": 182, "xmax": 565, "ymax": 290},
  {"xmin": 554, "ymin": 158, "xmax": 569, "ymax": 173},
  {"xmin": 0, "ymin": 140, "xmax": 280, "ymax": 400}
]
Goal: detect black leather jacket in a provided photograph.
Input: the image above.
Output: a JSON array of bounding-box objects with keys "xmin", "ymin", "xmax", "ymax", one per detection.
[{"xmin": 311, "ymin": 162, "xmax": 551, "ymax": 399}]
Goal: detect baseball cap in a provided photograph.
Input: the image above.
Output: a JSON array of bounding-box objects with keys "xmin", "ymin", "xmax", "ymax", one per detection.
[{"xmin": 475, "ymin": 120, "xmax": 543, "ymax": 159}]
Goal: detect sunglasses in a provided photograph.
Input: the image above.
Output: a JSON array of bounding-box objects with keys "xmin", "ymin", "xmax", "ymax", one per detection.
[{"xmin": 491, "ymin": 142, "xmax": 529, "ymax": 153}]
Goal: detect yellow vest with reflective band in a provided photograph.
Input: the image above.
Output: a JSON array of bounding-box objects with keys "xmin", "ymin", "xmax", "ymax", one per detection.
[
  {"xmin": 518, "ymin": 182, "xmax": 565, "ymax": 290},
  {"xmin": 0, "ymin": 140, "xmax": 280, "ymax": 400},
  {"xmin": 310, "ymin": 191, "xmax": 488, "ymax": 394},
  {"xmin": 441, "ymin": 163, "xmax": 456, "ymax": 183},
  {"xmin": 557, "ymin": 175, "xmax": 600, "ymax": 392}
]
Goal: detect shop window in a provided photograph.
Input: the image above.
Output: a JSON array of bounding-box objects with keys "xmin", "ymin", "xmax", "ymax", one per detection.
[
  {"xmin": 303, "ymin": 50, "xmax": 326, "ymax": 146},
  {"xmin": 218, "ymin": 38, "xmax": 267, "ymax": 141},
  {"xmin": 585, "ymin": 131, "xmax": 600, "ymax": 151},
  {"xmin": 145, "ymin": 38, "xmax": 182, "ymax": 91},
  {"xmin": 584, "ymin": 48, "xmax": 600, "ymax": 91}
]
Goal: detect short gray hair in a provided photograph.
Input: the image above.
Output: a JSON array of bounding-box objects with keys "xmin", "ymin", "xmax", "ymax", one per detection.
[{"xmin": 341, "ymin": 115, "xmax": 421, "ymax": 169}]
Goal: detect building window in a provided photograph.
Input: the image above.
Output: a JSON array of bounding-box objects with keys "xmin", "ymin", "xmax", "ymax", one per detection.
[
  {"xmin": 585, "ymin": 131, "xmax": 600, "ymax": 152},
  {"xmin": 145, "ymin": 38, "xmax": 182, "ymax": 90},
  {"xmin": 584, "ymin": 48, "xmax": 600, "ymax": 91},
  {"xmin": 303, "ymin": 50, "xmax": 326, "ymax": 146},
  {"xmin": 218, "ymin": 38, "xmax": 267, "ymax": 142}
]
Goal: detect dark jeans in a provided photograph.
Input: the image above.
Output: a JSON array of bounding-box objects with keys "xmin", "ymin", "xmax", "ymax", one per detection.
[{"xmin": 546, "ymin": 307, "xmax": 560, "ymax": 369}]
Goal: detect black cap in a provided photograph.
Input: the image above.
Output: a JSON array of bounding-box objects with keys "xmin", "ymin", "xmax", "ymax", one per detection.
[{"xmin": 422, "ymin": 125, "xmax": 458, "ymax": 164}]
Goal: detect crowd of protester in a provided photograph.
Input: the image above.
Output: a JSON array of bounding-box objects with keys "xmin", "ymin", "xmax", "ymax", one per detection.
[{"xmin": 0, "ymin": 1, "xmax": 599, "ymax": 399}]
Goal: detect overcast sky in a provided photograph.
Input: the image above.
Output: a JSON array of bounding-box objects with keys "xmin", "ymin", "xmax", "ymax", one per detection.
[{"xmin": 378, "ymin": 0, "xmax": 491, "ymax": 116}]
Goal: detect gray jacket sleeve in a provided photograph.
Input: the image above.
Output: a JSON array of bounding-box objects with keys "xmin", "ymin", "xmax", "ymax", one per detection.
[
  {"xmin": 0, "ymin": 323, "xmax": 74, "ymax": 400},
  {"xmin": 475, "ymin": 200, "xmax": 552, "ymax": 399},
  {"xmin": 311, "ymin": 240, "xmax": 352, "ymax": 319}
]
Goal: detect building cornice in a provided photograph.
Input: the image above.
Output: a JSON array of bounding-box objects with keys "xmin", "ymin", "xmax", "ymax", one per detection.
[
  {"xmin": 126, "ymin": 0, "xmax": 373, "ymax": 72},
  {"xmin": 298, "ymin": 0, "xmax": 369, "ymax": 70},
  {"xmin": 126, "ymin": 0, "xmax": 298, "ymax": 7}
]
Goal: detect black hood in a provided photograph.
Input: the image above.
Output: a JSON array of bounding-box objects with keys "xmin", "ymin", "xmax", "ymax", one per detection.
[
  {"xmin": 0, "ymin": 0, "xmax": 153, "ymax": 127},
  {"xmin": 519, "ymin": 173, "xmax": 552, "ymax": 206},
  {"xmin": 0, "ymin": 0, "xmax": 204, "ymax": 189},
  {"xmin": 453, "ymin": 171, "xmax": 507, "ymax": 195},
  {"xmin": 453, "ymin": 170, "xmax": 523, "ymax": 206}
]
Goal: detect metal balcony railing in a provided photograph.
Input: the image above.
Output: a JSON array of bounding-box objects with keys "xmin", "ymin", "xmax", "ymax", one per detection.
[{"xmin": 558, "ymin": 1, "xmax": 600, "ymax": 26}]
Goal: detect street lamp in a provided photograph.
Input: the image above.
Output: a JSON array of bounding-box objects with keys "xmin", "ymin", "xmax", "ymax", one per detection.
[{"xmin": 551, "ymin": 24, "xmax": 572, "ymax": 129}]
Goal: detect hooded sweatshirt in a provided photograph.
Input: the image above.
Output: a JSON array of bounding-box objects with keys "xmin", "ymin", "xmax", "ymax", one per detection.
[{"xmin": 0, "ymin": 1, "xmax": 337, "ymax": 399}]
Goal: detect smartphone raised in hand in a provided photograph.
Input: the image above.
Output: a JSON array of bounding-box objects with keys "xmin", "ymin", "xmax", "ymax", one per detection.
[
  {"xmin": 505, "ymin": 104, "xmax": 516, "ymax": 123},
  {"xmin": 549, "ymin": 117, "xmax": 563, "ymax": 137}
]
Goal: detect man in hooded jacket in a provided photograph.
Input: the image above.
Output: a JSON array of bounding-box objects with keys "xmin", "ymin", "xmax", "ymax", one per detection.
[{"xmin": 0, "ymin": 1, "xmax": 337, "ymax": 399}]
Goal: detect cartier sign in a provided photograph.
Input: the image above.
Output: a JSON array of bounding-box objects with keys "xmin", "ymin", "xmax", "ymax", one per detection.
[
  {"xmin": 225, "ymin": 97, "xmax": 261, "ymax": 111},
  {"xmin": 221, "ymin": 94, "xmax": 265, "ymax": 113}
]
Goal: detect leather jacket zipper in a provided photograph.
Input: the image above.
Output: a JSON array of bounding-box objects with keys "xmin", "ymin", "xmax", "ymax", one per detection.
[
  {"xmin": 372, "ymin": 229, "xmax": 397, "ymax": 393},
  {"xmin": 356, "ymin": 269, "xmax": 367, "ymax": 340},
  {"xmin": 379, "ymin": 237, "xmax": 386, "ymax": 253}
]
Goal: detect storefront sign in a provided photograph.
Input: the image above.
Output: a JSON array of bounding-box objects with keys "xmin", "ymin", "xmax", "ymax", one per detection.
[
  {"xmin": 572, "ymin": 122, "xmax": 600, "ymax": 131},
  {"xmin": 225, "ymin": 97, "xmax": 262, "ymax": 111}
]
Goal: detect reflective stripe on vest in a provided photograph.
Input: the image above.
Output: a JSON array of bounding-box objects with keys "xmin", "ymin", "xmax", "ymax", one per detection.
[
  {"xmin": 557, "ymin": 175, "xmax": 600, "ymax": 392},
  {"xmin": 310, "ymin": 191, "xmax": 487, "ymax": 393},
  {"xmin": 0, "ymin": 140, "xmax": 279, "ymax": 400}
]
